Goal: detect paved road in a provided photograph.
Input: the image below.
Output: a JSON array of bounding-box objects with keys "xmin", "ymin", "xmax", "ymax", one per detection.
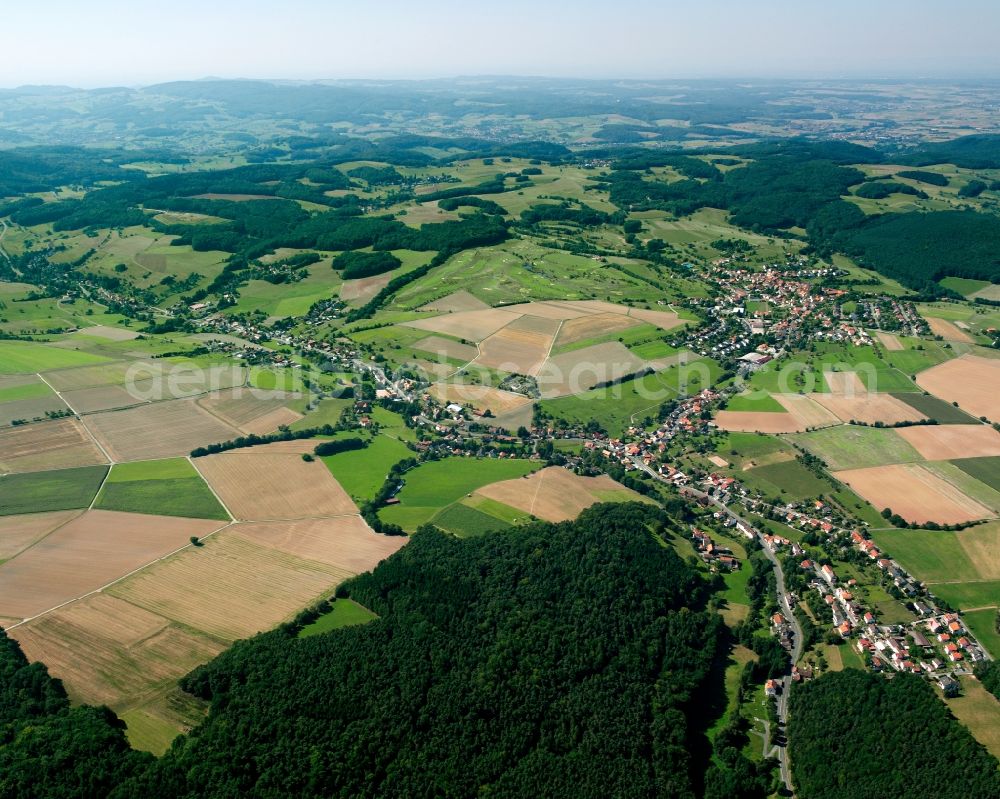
[{"xmin": 632, "ymin": 459, "xmax": 799, "ymax": 795}]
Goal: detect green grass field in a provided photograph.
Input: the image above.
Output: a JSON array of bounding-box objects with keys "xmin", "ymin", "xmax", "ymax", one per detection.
[
  {"xmin": 724, "ymin": 392, "xmax": 785, "ymax": 413},
  {"xmin": 953, "ymin": 457, "xmax": 1000, "ymax": 492},
  {"xmin": 0, "ymin": 465, "xmax": 109, "ymax": 515},
  {"xmin": 786, "ymin": 425, "xmax": 923, "ymax": 471},
  {"xmin": 962, "ymin": 609, "xmax": 1000, "ymax": 658},
  {"xmin": 928, "ymin": 581, "xmax": 1000, "ymax": 612},
  {"xmin": 870, "ymin": 528, "xmax": 977, "ymax": 584},
  {"xmin": 0, "ymin": 380, "xmax": 54, "ymax": 402},
  {"xmin": 540, "ymin": 357, "xmax": 722, "ymax": 436},
  {"xmin": 430, "ymin": 502, "xmax": 512, "ymax": 537},
  {"xmin": 939, "ymin": 277, "xmax": 992, "ymax": 297},
  {"xmin": 892, "ymin": 393, "xmax": 979, "ymax": 424},
  {"xmin": 379, "ymin": 457, "xmax": 540, "ymax": 531},
  {"xmin": 740, "ymin": 459, "xmax": 831, "ymax": 502},
  {"xmin": 289, "ymin": 397, "xmax": 354, "ymax": 430},
  {"xmin": 0, "ymin": 341, "xmax": 112, "ymax": 374},
  {"xmin": 299, "ymin": 600, "xmax": 377, "ymax": 638},
  {"xmin": 95, "ymin": 458, "xmax": 228, "ymax": 520},
  {"xmin": 321, "ymin": 434, "xmax": 411, "ymax": 501}
]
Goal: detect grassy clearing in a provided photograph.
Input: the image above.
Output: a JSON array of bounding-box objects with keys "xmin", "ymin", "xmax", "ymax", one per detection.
[
  {"xmin": 462, "ymin": 494, "xmax": 531, "ymax": 525},
  {"xmin": 289, "ymin": 397, "xmax": 353, "ymax": 431},
  {"xmin": 321, "ymin": 435, "xmax": 411, "ymax": 502},
  {"xmin": 299, "ymin": 599, "xmax": 377, "ymax": 638},
  {"xmin": 379, "ymin": 457, "xmax": 540, "ymax": 531},
  {"xmin": 717, "ymin": 432, "xmax": 795, "ymax": 468},
  {"xmin": 786, "ymin": 425, "xmax": 923, "ymax": 471},
  {"xmin": 0, "ymin": 341, "xmax": 112, "ymax": 374},
  {"xmin": 0, "ymin": 465, "xmax": 108, "ymax": 515}
]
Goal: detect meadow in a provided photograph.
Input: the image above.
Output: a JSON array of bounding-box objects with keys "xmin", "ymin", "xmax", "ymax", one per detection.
[
  {"xmin": 321, "ymin": 434, "xmax": 411, "ymax": 501},
  {"xmin": 299, "ymin": 599, "xmax": 377, "ymax": 637},
  {"xmin": 379, "ymin": 457, "xmax": 540, "ymax": 531},
  {"xmin": 786, "ymin": 425, "xmax": 923, "ymax": 471}
]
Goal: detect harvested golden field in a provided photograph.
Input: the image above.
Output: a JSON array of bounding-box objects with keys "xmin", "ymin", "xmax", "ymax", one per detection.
[
  {"xmin": 239, "ymin": 406, "xmax": 303, "ymax": 435},
  {"xmin": 714, "ymin": 410, "xmax": 803, "ymax": 434},
  {"xmin": 9, "ymin": 593, "xmax": 224, "ymax": 709},
  {"xmin": 502, "ymin": 301, "xmax": 591, "ymax": 320},
  {"xmin": 61, "ymin": 385, "xmax": 145, "ymax": 414},
  {"xmin": 0, "ymin": 510, "xmax": 82, "ymax": 561},
  {"xmin": 233, "ymin": 517, "xmax": 406, "ymax": 572},
  {"xmin": 626, "ymin": 307, "xmax": 684, "ymax": 330},
  {"xmin": 412, "ymin": 335, "xmax": 478, "ymax": 362},
  {"xmin": 539, "ymin": 341, "xmax": 646, "ymax": 397},
  {"xmin": 917, "ymin": 355, "xmax": 1000, "ymax": 421},
  {"xmin": 897, "ymin": 424, "xmax": 1000, "ymax": 460},
  {"xmin": 555, "ymin": 312, "xmax": 642, "ymax": 346},
  {"xmin": 774, "ymin": 394, "xmax": 841, "ymax": 428},
  {"xmin": 0, "ymin": 510, "xmax": 224, "ymax": 621},
  {"xmin": 82, "ymin": 400, "xmax": 239, "ymax": 462},
  {"xmin": 75, "ymin": 325, "xmax": 140, "ymax": 341},
  {"xmin": 954, "ymin": 522, "xmax": 1000, "ymax": 580},
  {"xmin": 419, "ymin": 290, "xmax": 488, "ymax": 313},
  {"xmin": 833, "ymin": 464, "xmax": 993, "ymax": 525},
  {"xmin": 812, "ymin": 393, "xmax": 927, "ymax": 425},
  {"xmin": 404, "ymin": 307, "xmax": 522, "ymax": 342},
  {"xmin": 475, "ymin": 466, "xmax": 646, "ymax": 522},
  {"xmin": 875, "ymin": 331, "xmax": 903, "ymax": 351},
  {"xmin": 708, "ymin": 455, "xmax": 731, "ymax": 468},
  {"xmin": 0, "ymin": 418, "xmax": 107, "ymax": 474},
  {"xmin": 193, "ymin": 452, "xmax": 358, "ymax": 520},
  {"xmin": 428, "ymin": 383, "xmax": 533, "ymax": 416},
  {"xmin": 107, "ymin": 531, "xmax": 357, "ymax": 640},
  {"xmin": 475, "ymin": 318, "xmax": 555, "ymax": 376},
  {"xmin": 196, "ymin": 388, "xmax": 291, "ymax": 427},
  {"xmin": 925, "ymin": 316, "xmax": 975, "ymax": 343},
  {"xmin": 823, "ymin": 371, "xmax": 866, "ymax": 394}
]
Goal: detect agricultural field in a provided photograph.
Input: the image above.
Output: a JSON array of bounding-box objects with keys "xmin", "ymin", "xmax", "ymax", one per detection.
[
  {"xmin": 472, "ymin": 465, "xmax": 648, "ymax": 522},
  {"xmin": 0, "ymin": 417, "xmax": 108, "ymax": 474},
  {"xmin": 193, "ymin": 451, "xmax": 358, "ymax": 520},
  {"xmin": 0, "ymin": 465, "xmax": 108, "ymax": 515},
  {"xmin": 429, "ymin": 502, "xmax": 514, "ymax": 538},
  {"xmin": 833, "ymin": 463, "xmax": 992, "ymax": 525},
  {"xmin": 895, "ymin": 424, "xmax": 1000, "ymax": 460},
  {"xmin": 0, "ymin": 509, "xmax": 83, "ymax": 561},
  {"xmin": 738, "ymin": 459, "xmax": 832, "ymax": 502},
  {"xmin": 95, "ymin": 458, "xmax": 229, "ymax": 520},
  {"xmin": 892, "ymin": 392, "xmax": 980, "ymax": 424},
  {"xmin": 953, "ymin": 456, "xmax": 1000, "ymax": 492},
  {"xmin": 0, "ymin": 509, "xmax": 224, "ymax": 620},
  {"xmin": 379, "ymin": 457, "xmax": 540, "ymax": 531},
  {"xmin": 786, "ymin": 425, "xmax": 923, "ymax": 471},
  {"xmin": 916, "ymin": 354, "xmax": 1000, "ymax": 421},
  {"xmin": 540, "ymin": 356, "xmax": 722, "ymax": 435},
  {"xmin": 0, "ymin": 340, "xmax": 111, "ymax": 374},
  {"xmin": 82, "ymin": 399, "xmax": 239, "ymax": 462}
]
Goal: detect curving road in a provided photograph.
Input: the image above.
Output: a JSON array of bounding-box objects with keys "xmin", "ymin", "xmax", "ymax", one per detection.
[{"xmin": 631, "ymin": 458, "xmax": 799, "ymax": 795}]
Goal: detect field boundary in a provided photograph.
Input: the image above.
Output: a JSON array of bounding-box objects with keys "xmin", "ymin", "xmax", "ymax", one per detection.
[
  {"xmin": 37, "ymin": 372, "xmax": 115, "ymax": 463},
  {"xmin": 6, "ymin": 519, "xmax": 234, "ymax": 630}
]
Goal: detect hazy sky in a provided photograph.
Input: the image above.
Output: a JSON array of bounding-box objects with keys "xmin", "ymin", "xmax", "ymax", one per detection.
[{"xmin": 3, "ymin": 0, "xmax": 999, "ymax": 87}]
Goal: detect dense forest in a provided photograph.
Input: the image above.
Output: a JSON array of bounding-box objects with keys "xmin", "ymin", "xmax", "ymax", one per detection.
[
  {"xmin": 789, "ymin": 669, "xmax": 1000, "ymax": 799},
  {"xmin": 0, "ymin": 503, "xmax": 732, "ymax": 798}
]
